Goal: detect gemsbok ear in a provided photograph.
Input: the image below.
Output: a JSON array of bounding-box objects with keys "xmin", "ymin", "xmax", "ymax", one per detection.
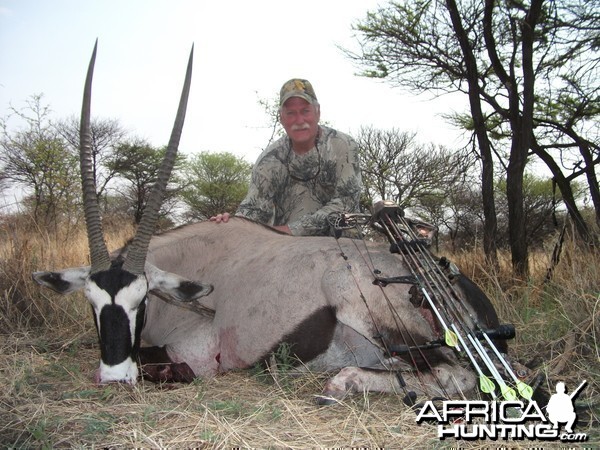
[
  {"xmin": 145, "ymin": 263, "xmax": 213, "ymax": 303},
  {"xmin": 32, "ymin": 267, "xmax": 91, "ymax": 294},
  {"xmin": 33, "ymin": 264, "xmax": 213, "ymax": 303}
]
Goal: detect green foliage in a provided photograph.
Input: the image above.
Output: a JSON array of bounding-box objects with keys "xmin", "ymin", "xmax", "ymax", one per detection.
[
  {"xmin": 108, "ymin": 141, "xmax": 170, "ymax": 183},
  {"xmin": 106, "ymin": 139, "xmax": 186, "ymax": 224},
  {"xmin": 441, "ymin": 173, "xmax": 571, "ymax": 250},
  {"xmin": 355, "ymin": 125, "xmax": 472, "ymax": 210},
  {"xmin": 0, "ymin": 94, "xmax": 80, "ymax": 228},
  {"xmin": 27, "ymin": 417, "xmax": 52, "ymax": 449},
  {"xmin": 82, "ymin": 412, "xmax": 116, "ymax": 437},
  {"xmin": 347, "ymin": 0, "xmax": 600, "ymax": 269},
  {"xmin": 180, "ymin": 151, "xmax": 251, "ymax": 221},
  {"xmin": 494, "ymin": 174, "xmax": 576, "ymax": 247}
]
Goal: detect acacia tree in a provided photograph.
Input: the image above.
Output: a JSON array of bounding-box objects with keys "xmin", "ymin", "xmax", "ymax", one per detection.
[
  {"xmin": 55, "ymin": 115, "xmax": 128, "ymax": 206},
  {"xmin": 418, "ymin": 175, "xmax": 482, "ymax": 252},
  {"xmin": 347, "ymin": 0, "xmax": 599, "ymax": 276},
  {"xmin": 0, "ymin": 95, "xmax": 79, "ymax": 228},
  {"xmin": 531, "ymin": 80, "xmax": 600, "ymax": 236},
  {"xmin": 257, "ymin": 95, "xmax": 284, "ymax": 151},
  {"xmin": 106, "ymin": 140, "xmax": 185, "ymax": 225},
  {"xmin": 180, "ymin": 151, "xmax": 251, "ymax": 221},
  {"xmin": 355, "ymin": 126, "xmax": 471, "ymax": 214}
]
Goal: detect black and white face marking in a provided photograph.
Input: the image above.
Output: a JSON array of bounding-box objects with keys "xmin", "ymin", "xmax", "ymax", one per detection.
[
  {"xmin": 86, "ymin": 266, "xmax": 148, "ymax": 384},
  {"xmin": 33, "ymin": 260, "xmax": 213, "ymax": 384}
]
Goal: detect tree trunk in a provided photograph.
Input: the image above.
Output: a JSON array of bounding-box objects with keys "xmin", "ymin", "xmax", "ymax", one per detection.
[
  {"xmin": 577, "ymin": 140, "xmax": 600, "ymax": 232},
  {"xmin": 445, "ymin": 0, "xmax": 498, "ymax": 268},
  {"xmin": 506, "ymin": 134, "xmax": 529, "ymax": 278},
  {"xmin": 531, "ymin": 139, "xmax": 593, "ymax": 243}
]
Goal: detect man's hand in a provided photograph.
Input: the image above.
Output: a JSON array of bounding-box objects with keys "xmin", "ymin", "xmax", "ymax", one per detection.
[
  {"xmin": 271, "ymin": 224, "xmax": 292, "ymax": 234},
  {"xmin": 209, "ymin": 212, "xmax": 230, "ymax": 223}
]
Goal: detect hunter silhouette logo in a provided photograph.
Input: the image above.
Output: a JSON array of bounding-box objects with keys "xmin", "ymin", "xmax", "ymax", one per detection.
[
  {"xmin": 416, "ymin": 379, "xmax": 588, "ymax": 442},
  {"xmin": 546, "ymin": 380, "xmax": 585, "ymax": 434}
]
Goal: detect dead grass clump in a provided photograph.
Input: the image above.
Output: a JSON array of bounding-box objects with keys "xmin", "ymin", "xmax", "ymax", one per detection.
[{"xmin": 0, "ymin": 216, "xmax": 82, "ymax": 332}]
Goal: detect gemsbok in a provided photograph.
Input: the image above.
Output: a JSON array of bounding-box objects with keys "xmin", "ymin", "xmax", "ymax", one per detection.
[{"xmin": 34, "ymin": 43, "xmax": 528, "ymax": 404}]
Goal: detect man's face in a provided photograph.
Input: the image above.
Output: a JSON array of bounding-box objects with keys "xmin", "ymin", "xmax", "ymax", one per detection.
[{"xmin": 280, "ymin": 97, "xmax": 320, "ymax": 151}]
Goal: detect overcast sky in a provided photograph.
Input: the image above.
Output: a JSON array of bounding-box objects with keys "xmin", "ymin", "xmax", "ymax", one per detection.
[{"xmin": 0, "ymin": 0, "xmax": 468, "ymax": 166}]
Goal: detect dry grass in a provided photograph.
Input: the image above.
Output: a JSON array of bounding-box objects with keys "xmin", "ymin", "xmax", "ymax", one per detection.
[
  {"xmin": 1, "ymin": 218, "xmax": 598, "ymax": 448},
  {"xmin": 0, "ymin": 338, "xmax": 428, "ymax": 448}
]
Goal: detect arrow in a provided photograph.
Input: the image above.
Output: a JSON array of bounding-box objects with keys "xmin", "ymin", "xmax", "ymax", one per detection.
[
  {"xmin": 422, "ymin": 288, "xmax": 460, "ymax": 351},
  {"xmin": 468, "ymin": 334, "xmax": 517, "ymax": 401},
  {"xmin": 452, "ymin": 324, "xmax": 496, "ymax": 399},
  {"xmin": 482, "ymin": 332, "xmax": 533, "ymax": 400}
]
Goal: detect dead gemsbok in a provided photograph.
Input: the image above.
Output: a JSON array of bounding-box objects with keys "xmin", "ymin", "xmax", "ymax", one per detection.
[
  {"xmin": 34, "ymin": 44, "xmax": 527, "ymax": 404},
  {"xmin": 33, "ymin": 42, "xmax": 211, "ymax": 384}
]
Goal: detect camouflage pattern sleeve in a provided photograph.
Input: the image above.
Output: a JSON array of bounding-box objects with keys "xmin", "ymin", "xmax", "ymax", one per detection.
[{"xmin": 235, "ymin": 143, "xmax": 286, "ymax": 226}]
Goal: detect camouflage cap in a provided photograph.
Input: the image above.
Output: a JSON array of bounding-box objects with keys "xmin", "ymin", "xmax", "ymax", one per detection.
[{"xmin": 279, "ymin": 79, "xmax": 318, "ymax": 107}]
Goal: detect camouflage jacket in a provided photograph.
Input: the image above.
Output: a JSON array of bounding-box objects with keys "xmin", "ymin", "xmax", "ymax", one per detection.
[{"xmin": 236, "ymin": 126, "xmax": 362, "ymax": 236}]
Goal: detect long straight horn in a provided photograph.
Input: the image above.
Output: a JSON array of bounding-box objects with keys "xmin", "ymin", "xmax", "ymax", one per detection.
[
  {"xmin": 81, "ymin": 40, "xmax": 111, "ymax": 273},
  {"xmin": 123, "ymin": 45, "xmax": 194, "ymax": 275}
]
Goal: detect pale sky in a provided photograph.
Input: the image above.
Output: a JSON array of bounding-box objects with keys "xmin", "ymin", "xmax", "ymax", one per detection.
[{"xmin": 0, "ymin": 0, "xmax": 467, "ymax": 165}]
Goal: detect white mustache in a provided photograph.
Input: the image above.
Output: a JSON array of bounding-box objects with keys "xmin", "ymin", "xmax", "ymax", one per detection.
[{"xmin": 291, "ymin": 124, "xmax": 310, "ymax": 131}]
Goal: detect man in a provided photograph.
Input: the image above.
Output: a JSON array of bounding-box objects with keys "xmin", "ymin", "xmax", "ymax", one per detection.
[{"xmin": 211, "ymin": 78, "xmax": 362, "ymax": 236}]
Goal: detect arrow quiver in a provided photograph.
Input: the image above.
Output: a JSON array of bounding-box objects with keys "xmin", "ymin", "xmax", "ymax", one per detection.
[{"xmin": 367, "ymin": 201, "xmax": 528, "ymax": 401}]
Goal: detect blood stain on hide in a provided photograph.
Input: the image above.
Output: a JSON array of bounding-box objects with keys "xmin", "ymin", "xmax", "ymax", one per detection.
[{"xmin": 218, "ymin": 327, "xmax": 248, "ymax": 370}]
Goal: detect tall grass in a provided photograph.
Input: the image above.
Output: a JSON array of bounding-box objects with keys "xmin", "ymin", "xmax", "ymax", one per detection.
[
  {"xmin": 451, "ymin": 234, "xmax": 599, "ymax": 415},
  {"xmin": 1, "ymin": 217, "xmax": 598, "ymax": 448},
  {"xmin": 0, "ymin": 215, "xmax": 135, "ymax": 333}
]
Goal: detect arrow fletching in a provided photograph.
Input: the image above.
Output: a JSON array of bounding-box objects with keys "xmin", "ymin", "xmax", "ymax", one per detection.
[
  {"xmin": 501, "ymin": 384, "xmax": 518, "ymax": 401},
  {"xmin": 445, "ymin": 328, "xmax": 459, "ymax": 348},
  {"xmin": 479, "ymin": 374, "xmax": 496, "ymax": 394},
  {"xmin": 517, "ymin": 380, "xmax": 534, "ymax": 400}
]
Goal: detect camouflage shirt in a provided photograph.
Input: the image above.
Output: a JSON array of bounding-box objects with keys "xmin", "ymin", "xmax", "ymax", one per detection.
[{"xmin": 236, "ymin": 125, "xmax": 362, "ymax": 236}]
